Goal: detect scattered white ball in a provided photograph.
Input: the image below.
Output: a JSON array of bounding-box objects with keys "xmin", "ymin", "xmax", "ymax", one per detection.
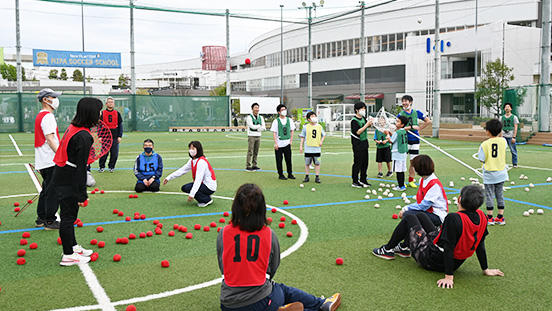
[
  {"xmin": 366, "ymin": 189, "xmax": 371, "ymax": 193},
  {"xmin": 374, "ymin": 204, "xmax": 380, "ymax": 208},
  {"xmin": 547, "ymin": 177, "xmax": 552, "ymax": 182},
  {"xmin": 372, "ymin": 190, "xmax": 377, "ymax": 195},
  {"xmin": 460, "ymin": 177, "xmax": 465, "ymax": 181},
  {"xmin": 385, "ymin": 184, "xmax": 391, "ymax": 188},
  {"xmin": 364, "ymin": 195, "xmax": 370, "ymax": 199},
  {"xmin": 378, "ymin": 188, "xmax": 383, "ymax": 192},
  {"xmin": 537, "ymin": 209, "xmax": 544, "ymax": 215},
  {"xmin": 391, "ymin": 184, "xmax": 396, "ymax": 187},
  {"xmin": 401, "ymin": 193, "xmax": 407, "ymax": 198},
  {"xmin": 529, "ymin": 183, "xmax": 535, "ymax": 188},
  {"xmin": 379, "ymin": 183, "xmax": 385, "ymax": 187},
  {"xmin": 388, "ymin": 193, "xmax": 394, "ymax": 198},
  {"xmin": 525, "ymin": 188, "xmax": 530, "ymax": 192},
  {"xmin": 404, "ymin": 199, "xmax": 411, "ymax": 204},
  {"xmin": 523, "ymin": 211, "xmax": 530, "ymax": 217},
  {"xmin": 449, "ymin": 182, "xmax": 454, "ymax": 187},
  {"xmin": 510, "ymin": 181, "xmax": 515, "ymax": 185},
  {"xmin": 377, "ymin": 196, "xmax": 383, "ymax": 200},
  {"xmin": 311, "ymin": 188, "xmax": 316, "ymax": 192},
  {"xmin": 524, "ymin": 176, "xmax": 529, "ymax": 180},
  {"xmin": 299, "ymin": 184, "xmax": 304, "ymax": 188},
  {"xmin": 447, "ymin": 200, "xmax": 452, "ymax": 205},
  {"xmin": 528, "ymin": 209, "xmax": 535, "ymax": 214},
  {"xmin": 395, "ymin": 205, "xmax": 402, "ymax": 210},
  {"xmin": 412, "ymin": 195, "xmax": 416, "ymax": 199},
  {"xmin": 471, "ymin": 181, "xmax": 476, "ymax": 184}
]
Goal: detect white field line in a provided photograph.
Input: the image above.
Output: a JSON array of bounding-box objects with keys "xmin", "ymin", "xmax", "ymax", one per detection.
[
  {"xmin": 48, "ymin": 194, "xmax": 308, "ymax": 311},
  {"xmin": 9, "ymin": 134, "xmax": 23, "ymax": 156},
  {"xmin": 24, "ymin": 163, "xmax": 42, "ymax": 192},
  {"xmin": 78, "ymin": 264, "xmax": 116, "ymax": 311}
]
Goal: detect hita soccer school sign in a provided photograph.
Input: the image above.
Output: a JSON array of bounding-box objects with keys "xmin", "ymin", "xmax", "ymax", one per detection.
[{"xmin": 33, "ymin": 49, "xmax": 121, "ymax": 68}]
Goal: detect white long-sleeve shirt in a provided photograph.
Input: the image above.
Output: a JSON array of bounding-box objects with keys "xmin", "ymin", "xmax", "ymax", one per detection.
[
  {"xmin": 166, "ymin": 158, "xmax": 217, "ymax": 197},
  {"xmin": 404, "ymin": 173, "xmax": 448, "ymax": 222},
  {"xmin": 246, "ymin": 114, "xmax": 265, "ymax": 137}
]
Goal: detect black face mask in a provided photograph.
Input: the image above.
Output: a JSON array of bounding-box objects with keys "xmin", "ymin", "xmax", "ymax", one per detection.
[{"xmin": 144, "ymin": 147, "xmax": 153, "ymax": 154}]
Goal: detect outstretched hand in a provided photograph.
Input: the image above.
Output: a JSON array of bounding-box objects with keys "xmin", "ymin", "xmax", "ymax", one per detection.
[
  {"xmin": 163, "ymin": 178, "xmax": 169, "ymax": 185},
  {"xmin": 483, "ymin": 269, "xmax": 504, "ymax": 277},
  {"xmin": 437, "ymin": 275, "xmax": 454, "ymax": 289}
]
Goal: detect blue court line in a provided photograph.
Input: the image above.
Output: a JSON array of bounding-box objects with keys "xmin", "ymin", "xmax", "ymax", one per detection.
[{"xmin": 504, "ymin": 198, "xmax": 552, "ymax": 210}]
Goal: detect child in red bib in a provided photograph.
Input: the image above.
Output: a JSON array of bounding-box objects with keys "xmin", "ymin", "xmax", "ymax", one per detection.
[{"xmin": 217, "ymin": 183, "xmax": 341, "ymax": 311}]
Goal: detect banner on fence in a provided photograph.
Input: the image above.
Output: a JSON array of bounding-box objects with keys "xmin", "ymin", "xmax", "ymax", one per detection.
[{"xmin": 33, "ymin": 49, "xmax": 121, "ymax": 68}]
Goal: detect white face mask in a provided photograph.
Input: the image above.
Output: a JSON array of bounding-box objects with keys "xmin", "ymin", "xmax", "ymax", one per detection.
[
  {"xmin": 280, "ymin": 109, "xmax": 287, "ymax": 116},
  {"xmin": 359, "ymin": 110, "xmax": 366, "ymax": 117},
  {"xmin": 310, "ymin": 117, "xmax": 318, "ymax": 124},
  {"xmin": 47, "ymin": 97, "xmax": 60, "ymax": 110},
  {"xmin": 189, "ymin": 149, "xmax": 197, "ymax": 157}
]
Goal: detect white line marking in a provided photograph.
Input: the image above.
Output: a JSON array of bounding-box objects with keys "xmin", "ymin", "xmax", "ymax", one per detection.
[
  {"xmin": 24, "ymin": 163, "xmax": 42, "ymax": 192},
  {"xmin": 9, "ymin": 134, "xmax": 24, "ymax": 156},
  {"xmin": 78, "ymin": 264, "xmax": 116, "ymax": 311},
  {"xmin": 0, "ymin": 193, "xmax": 39, "ymax": 199}
]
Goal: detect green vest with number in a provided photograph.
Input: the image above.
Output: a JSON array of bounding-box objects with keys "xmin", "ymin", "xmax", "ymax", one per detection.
[
  {"xmin": 396, "ymin": 129, "xmax": 408, "ymax": 153},
  {"xmin": 376, "ymin": 130, "xmax": 390, "ymax": 149},
  {"xmin": 352, "ymin": 117, "xmax": 367, "ymax": 141},
  {"xmin": 277, "ymin": 117, "xmax": 291, "ymax": 140},
  {"xmin": 403, "ymin": 109, "xmax": 419, "ymax": 127},
  {"xmin": 502, "ymin": 114, "xmax": 515, "ymax": 131}
]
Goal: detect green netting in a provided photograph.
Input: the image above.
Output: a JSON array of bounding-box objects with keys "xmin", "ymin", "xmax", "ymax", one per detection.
[{"xmin": 0, "ymin": 93, "xmax": 229, "ymax": 133}]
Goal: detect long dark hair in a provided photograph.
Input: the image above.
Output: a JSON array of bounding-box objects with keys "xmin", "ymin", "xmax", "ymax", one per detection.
[
  {"xmin": 188, "ymin": 140, "xmax": 204, "ymax": 159},
  {"xmin": 72, "ymin": 97, "xmax": 102, "ymax": 128},
  {"xmin": 230, "ymin": 183, "xmax": 268, "ymax": 232}
]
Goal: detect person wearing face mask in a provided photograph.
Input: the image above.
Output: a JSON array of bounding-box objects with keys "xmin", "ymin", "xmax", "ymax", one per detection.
[
  {"xmin": 34, "ymin": 88, "xmax": 62, "ymax": 230},
  {"xmin": 163, "ymin": 141, "xmax": 217, "ymax": 207},
  {"xmin": 350, "ymin": 102, "xmax": 373, "ymax": 188},
  {"xmin": 134, "ymin": 139, "xmax": 163, "ymax": 192},
  {"xmin": 299, "ymin": 111, "xmax": 325, "ymax": 183},
  {"xmin": 98, "ymin": 97, "xmax": 123, "ymax": 173},
  {"xmin": 270, "ymin": 104, "xmax": 296, "ymax": 180}
]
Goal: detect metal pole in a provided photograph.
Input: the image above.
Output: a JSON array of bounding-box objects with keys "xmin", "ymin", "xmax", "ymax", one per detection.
[
  {"xmin": 473, "ymin": 0, "xmax": 478, "ymax": 115},
  {"xmin": 360, "ymin": 2, "xmax": 365, "ymax": 103},
  {"xmin": 81, "ymin": 0, "xmax": 86, "ymax": 94},
  {"xmin": 130, "ymin": 0, "xmax": 136, "ymax": 95},
  {"xmin": 540, "ymin": 0, "xmax": 551, "ymax": 132},
  {"xmin": 432, "ymin": 0, "xmax": 440, "ymax": 138},
  {"xmin": 16, "ymin": 0, "xmax": 23, "ymax": 132},
  {"xmin": 308, "ymin": 7, "xmax": 312, "ymax": 109},
  {"xmin": 226, "ymin": 9, "xmax": 232, "ymax": 127},
  {"xmin": 280, "ymin": 5, "xmax": 284, "ymax": 104}
]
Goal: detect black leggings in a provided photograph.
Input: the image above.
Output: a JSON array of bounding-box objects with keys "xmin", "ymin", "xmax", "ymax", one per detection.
[
  {"xmin": 386, "ymin": 213, "xmax": 437, "ymax": 249},
  {"xmin": 59, "ymin": 197, "xmax": 80, "ymax": 255}
]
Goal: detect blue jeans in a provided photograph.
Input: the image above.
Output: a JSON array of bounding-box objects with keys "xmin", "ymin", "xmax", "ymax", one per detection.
[
  {"xmin": 504, "ymin": 137, "xmax": 518, "ymax": 165},
  {"xmin": 182, "ymin": 182, "xmax": 214, "ymax": 203},
  {"xmin": 220, "ymin": 282, "xmax": 324, "ymax": 311}
]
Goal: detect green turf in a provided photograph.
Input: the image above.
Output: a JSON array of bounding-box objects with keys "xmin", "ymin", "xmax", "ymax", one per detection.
[{"xmin": 1, "ymin": 131, "xmax": 551, "ymax": 310}]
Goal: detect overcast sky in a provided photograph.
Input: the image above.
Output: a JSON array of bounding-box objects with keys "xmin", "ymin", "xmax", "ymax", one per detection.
[{"xmin": 0, "ymin": 0, "xmax": 386, "ymax": 66}]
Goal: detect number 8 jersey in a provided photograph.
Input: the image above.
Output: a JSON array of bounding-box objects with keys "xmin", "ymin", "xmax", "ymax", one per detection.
[{"xmin": 480, "ymin": 137, "xmax": 506, "ymax": 171}]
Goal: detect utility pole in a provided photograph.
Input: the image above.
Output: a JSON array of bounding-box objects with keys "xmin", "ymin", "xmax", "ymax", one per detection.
[
  {"xmin": 226, "ymin": 9, "xmax": 231, "ymax": 126},
  {"xmin": 280, "ymin": 5, "xmax": 284, "ymax": 104},
  {"xmin": 16, "ymin": 0, "xmax": 23, "ymax": 132},
  {"xmin": 360, "ymin": 1, "xmax": 365, "ymax": 103},
  {"xmin": 82, "ymin": 0, "xmax": 86, "ymax": 94},
  {"xmin": 307, "ymin": 6, "xmax": 312, "ymax": 108},
  {"xmin": 130, "ymin": 0, "xmax": 136, "ymax": 130},
  {"xmin": 473, "ymin": 0, "xmax": 478, "ymax": 115},
  {"xmin": 432, "ymin": 0, "xmax": 441, "ymax": 138},
  {"xmin": 540, "ymin": 0, "xmax": 551, "ymax": 132}
]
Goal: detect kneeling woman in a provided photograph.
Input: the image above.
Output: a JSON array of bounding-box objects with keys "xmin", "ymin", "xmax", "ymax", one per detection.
[
  {"xmin": 164, "ymin": 141, "xmax": 217, "ymax": 207},
  {"xmin": 53, "ymin": 97, "xmax": 102, "ymax": 266}
]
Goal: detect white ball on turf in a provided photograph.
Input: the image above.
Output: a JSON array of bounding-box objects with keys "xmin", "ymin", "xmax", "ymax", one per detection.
[
  {"xmin": 547, "ymin": 177, "xmax": 552, "ymax": 182},
  {"xmin": 523, "ymin": 211, "xmax": 530, "ymax": 217},
  {"xmin": 388, "ymin": 193, "xmax": 394, "ymax": 197},
  {"xmin": 378, "ymin": 188, "xmax": 383, "ymax": 192},
  {"xmin": 524, "ymin": 176, "xmax": 529, "ymax": 180},
  {"xmin": 396, "ymin": 205, "xmax": 402, "ymax": 209},
  {"xmin": 460, "ymin": 177, "xmax": 465, "ymax": 181},
  {"xmin": 372, "ymin": 190, "xmax": 377, "ymax": 195},
  {"xmin": 449, "ymin": 181, "xmax": 454, "ymax": 187},
  {"xmin": 401, "ymin": 193, "xmax": 407, "ymax": 198},
  {"xmin": 404, "ymin": 199, "xmax": 411, "ymax": 204},
  {"xmin": 311, "ymin": 188, "xmax": 316, "ymax": 192},
  {"xmin": 412, "ymin": 195, "xmax": 416, "ymax": 199},
  {"xmin": 529, "ymin": 183, "xmax": 534, "ymax": 188},
  {"xmin": 374, "ymin": 204, "xmax": 380, "ymax": 208},
  {"xmin": 511, "ymin": 181, "xmax": 515, "ymax": 185},
  {"xmin": 377, "ymin": 196, "xmax": 383, "ymax": 200},
  {"xmin": 386, "ymin": 184, "xmax": 390, "ymax": 188},
  {"xmin": 525, "ymin": 187, "xmax": 530, "ymax": 192},
  {"xmin": 364, "ymin": 195, "xmax": 370, "ymax": 199},
  {"xmin": 299, "ymin": 184, "xmax": 304, "ymax": 188},
  {"xmin": 366, "ymin": 189, "xmax": 371, "ymax": 193},
  {"xmin": 537, "ymin": 209, "xmax": 544, "ymax": 215},
  {"xmin": 528, "ymin": 209, "xmax": 535, "ymax": 214},
  {"xmin": 447, "ymin": 200, "xmax": 452, "ymax": 204}
]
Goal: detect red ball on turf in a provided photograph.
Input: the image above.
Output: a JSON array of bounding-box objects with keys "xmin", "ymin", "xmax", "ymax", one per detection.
[
  {"xmin": 280, "ymin": 216, "xmax": 286, "ymax": 222},
  {"xmin": 278, "ymin": 223, "xmax": 285, "ymax": 229},
  {"xmin": 181, "ymin": 226, "xmax": 188, "ymax": 233},
  {"xmin": 20, "ymin": 239, "xmax": 28, "ymax": 245},
  {"xmin": 90, "ymin": 253, "xmax": 99, "ymax": 262},
  {"xmin": 94, "ymin": 188, "xmax": 99, "ymax": 192},
  {"xmin": 126, "ymin": 305, "xmax": 137, "ymax": 311},
  {"xmin": 77, "ymin": 222, "xmax": 84, "ymax": 227},
  {"xmin": 17, "ymin": 249, "xmax": 26, "ymax": 257},
  {"xmin": 14, "ymin": 207, "xmax": 20, "ymax": 212},
  {"xmin": 157, "ymin": 223, "xmax": 163, "ymax": 229},
  {"xmin": 90, "ymin": 239, "xmax": 98, "ymax": 245},
  {"xmin": 286, "ymin": 232, "xmax": 293, "ymax": 237},
  {"xmin": 140, "ymin": 214, "xmax": 146, "ymax": 220},
  {"xmin": 113, "ymin": 209, "xmax": 119, "ymax": 214},
  {"xmin": 223, "ymin": 211, "xmax": 230, "ymax": 217},
  {"xmin": 203, "ymin": 226, "xmax": 210, "ymax": 232},
  {"xmin": 271, "ymin": 208, "xmax": 277, "ymax": 213},
  {"xmin": 161, "ymin": 260, "xmax": 170, "ymax": 268},
  {"xmin": 121, "ymin": 237, "xmax": 129, "ymax": 244},
  {"xmin": 97, "ymin": 226, "xmax": 104, "ymax": 233},
  {"xmin": 291, "ymin": 219, "xmax": 298, "ymax": 225},
  {"xmin": 146, "ymin": 231, "xmax": 153, "ymax": 237},
  {"xmin": 14, "ymin": 202, "xmax": 20, "ymax": 207},
  {"xmin": 139, "ymin": 232, "xmax": 146, "ymax": 238},
  {"xmin": 27, "ymin": 199, "xmax": 33, "ymax": 204},
  {"xmin": 17, "ymin": 258, "xmax": 26, "ymax": 265},
  {"xmin": 283, "ymin": 200, "xmax": 289, "ymax": 205},
  {"xmin": 57, "ymin": 237, "xmax": 62, "ymax": 245},
  {"xmin": 116, "ymin": 238, "xmax": 122, "ymax": 244},
  {"xmin": 22, "ymin": 232, "xmax": 30, "ymax": 238},
  {"xmin": 133, "ymin": 215, "xmax": 140, "ymax": 220},
  {"xmin": 128, "ymin": 194, "xmax": 133, "ymax": 198},
  {"xmin": 118, "ymin": 211, "xmax": 124, "ymax": 217},
  {"xmin": 185, "ymin": 233, "xmax": 193, "ymax": 239},
  {"xmin": 113, "ymin": 254, "xmax": 121, "ymax": 262},
  {"xmin": 194, "ymin": 224, "xmax": 201, "ymax": 230},
  {"xmin": 134, "ymin": 212, "xmax": 140, "ymax": 216},
  {"xmin": 210, "ymin": 222, "xmax": 217, "ymax": 228},
  {"xmin": 133, "ymin": 194, "xmax": 138, "ymax": 198},
  {"xmin": 98, "ymin": 241, "xmax": 105, "ymax": 248},
  {"xmin": 155, "ymin": 229, "xmax": 162, "ymax": 235},
  {"xmin": 29, "ymin": 242, "xmax": 38, "ymax": 249},
  {"xmin": 91, "ymin": 191, "xmax": 96, "ymax": 194},
  {"xmin": 173, "ymin": 224, "xmax": 179, "ymax": 230},
  {"xmin": 168, "ymin": 230, "xmax": 175, "ymax": 237},
  {"xmin": 336, "ymin": 257, "xmax": 344, "ymax": 265},
  {"xmin": 125, "ymin": 216, "xmax": 131, "ymax": 222},
  {"xmin": 219, "ymin": 218, "xmax": 226, "ymax": 223},
  {"xmin": 129, "ymin": 233, "xmax": 136, "ymax": 239},
  {"xmin": 392, "ymin": 214, "xmax": 398, "ymax": 219},
  {"xmin": 100, "ymin": 190, "xmax": 105, "ymax": 194},
  {"xmin": 217, "ymin": 227, "xmax": 222, "ymax": 232},
  {"xmin": 153, "ymin": 220, "xmax": 160, "ymax": 225}
]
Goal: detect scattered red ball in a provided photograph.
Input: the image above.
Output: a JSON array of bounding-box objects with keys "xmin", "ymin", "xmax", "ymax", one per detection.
[
  {"xmin": 29, "ymin": 242, "xmax": 38, "ymax": 249},
  {"xmin": 116, "ymin": 238, "xmax": 122, "ymax": 244},
  {"xmin": 140, "ymin": 214, "xmax": 146, "ymax": 220},
  {"xmin": 17, "ymin": 258, "xmax": 26, "ymax": 265},
  {"xmin": 267, "ymin": 217, "xmax": 273, "ymax": 224},
  {"xmin": 219, "ymin": 218, "xmax": 226, "ymax": 223},
  {"xmin": 94, "ymin": 188, "xmax": 99, "ymax": 192},
  {"xmin": 155, "ymin": 229, "xmax": 162, "ymax": 235},
  {"xmin": 100, "ymin": 190, "xmax": 105, "ymax": 194},
  {"xmin": 280, "ymin": 216, "xmax": 286, "ymax": 222},
  {"xmin": 126, "ymin": 305, "xmax": 137, "ymax": 311},
  {"xmin": 278, "ymin": 223, "xmax": 285, "ymax": 229},
  {"xmin": 14, "ymin": 202, "xmax": 20, "ymax": 207},
  {"xmin": 129, "ymin": 233, "xmax": 136, "ymax": 239},
  {"xmin": 90, "ymin": 239, "xmax": 98, "ymax": 245},
  {"xmin": 17, "ymin": 249, "xmax": 26, "ymax": 257},
  {"xmin": 185, "ymin": 233, "xmax": 193, "ymax": 239},
  {"xmin": 139, "ymin": 232, "xmax": 146, "ymax": 238},
  {"xmin": 291, "ymin": 219, "xmax": 298, "ymax": 225},
  {"xmin": 161, "ymin": 260, "xmax": 170, "ymax": 268},
  {"xmin": 77, "ymin": 222, "xmax": 84, "ymax": 227},
  {"xmin": 27, "ymin": 199, "xmax": 33, "ymax": 204},
  {"xmin": 91, "ymin": 191, "xmax": 96, "ymax": 194},
  {"xmin": 203, "ymin": 226, "xmax": 210, "ymax": 232},
  {"xmin": 217, "ymin": 227, "xmax": 222, "ymax": 232},
  {"xmin": 168, "ymin": 230, "xmax": 175, "ymax": 237},
  {"xmin": 157, "ymin": 223, "xmax": 163, "ymax": 229},
  {"xmin": 90, "ymin": 253, "xmax": 99, "ymax": 262},
  {"xmin": 223, "ymin": 211, "xmax": 230, "ymax": 217},
  {"xmin": 129, "ymin": 194, "xmax": 133, "ymax": 198},
  {"xmin": 20, "ymin": 239, "xmax": 28, "ymax": 245},
  {"xmin": 113, "ymin": 254, "xmax": 121, "ymax": 262},
  {"xmin": 271, "ymin": 208, "xmax": 277, "ymax": 213},
  {"xmin": 118, "ymin": 211, "xmax": 124, "ymax": 217},
  {"xmin": 336, "ymin": 257, "xmax": 344, "ymax": 265},
  {"xmin": 98, "ymin": 241, "xmax": 105, "ymax": 248},
  {"xmin": 97, "ymin": 226, "xmax": 104, "ymax": 233},
  {"xmin": 283, "ymin": 200, "xmax": 289, "ymax": 205},
  {"xmin": 153, "ymin": 220, "xmax": 160, "ymax": 225},
  {"xmin": 133, "ymin": 194, "xmax": 138, "ymax": 198},
  {"xmin": 173, "ymin": 224, "xmax": 179, "ymax": 230},
  {"xmin": 125, "ymin": 216, "xmax": 131, "ymax": 222},
  {"xmin": 113, "ymin": 209, "xmax": 119, "ymax": 214},
  {"xmin": 286, "ymin": 232, "xmax": 293, "ymax": 237},
  {"xmin": 146, "ymin": 231, "xmax": 153, "ymax": 237},
  {"xmin": 22, "ymin": 232, "xmax": 30, "ymax": 238},
  {"xmin": 194, "ymin": 224, "xmax": 201, "ymax": 230},
  {"xmin": 121, "ymin": 237, "xmax": 129, "ymax": 244},
  {"xmin": 133, "ymin": 215, "xmax": 140, "ymax": 220},
  {"xmin": 57, "ymin": 237, "xmax": 62, "ymax": 245},
  {"xmin": 180, "ymin": 226, "xmax": 188, "ymax": 233},
  {"xmin": 392, "ymin": 214, "xmax": 398, "ymax": 219},
  {"xmin": 210, "ymin": 221, "xmax": 217, "ymax": 228},
  {"xmin": 14, "ymin": 207, "xmax": 20, "ymax": 212},
  {"xmin": 134, "ymin": 212, "xmax": 140, "ymax": 216}
]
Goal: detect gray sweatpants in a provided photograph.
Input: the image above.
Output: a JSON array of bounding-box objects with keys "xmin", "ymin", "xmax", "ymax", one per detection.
[{"xmin": 484, "ymin": 182, "xmax": 505, "ymax": 210}]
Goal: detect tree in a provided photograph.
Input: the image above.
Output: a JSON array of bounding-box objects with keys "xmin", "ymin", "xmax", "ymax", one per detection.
[
  {"xmin": 48, "ymin": 69, "xmax": 58, "ymax": 79},
  {"xmin": 72, "ymin": 69, "xmax": 83, "ymax": 82},
  {"xmin": 0, "ymin": 63, "xmax": 26, "ymax": 81},
  {"xmin": 86, "ymin": 75, "xmax": 92, "ymax": 83},
  {"xmin": 209, "ymin": 82, "xmax": 226, "ymax": 96},
  {"xmin": 118, "ymin": 74, "xmax": 129, "ymax": 88},
  {"xmin": 60, "ymin": 68, "xmax": 68, "ymax": 80},
  {"xmin": 475, "ymin": 58, "xmax": 515, "ymax": 117}
]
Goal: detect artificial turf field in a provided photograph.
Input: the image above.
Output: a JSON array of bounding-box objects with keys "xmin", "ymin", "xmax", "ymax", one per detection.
[{"xmin": 1, "ymin": 131, "xmax": 551, "ymax": 311}]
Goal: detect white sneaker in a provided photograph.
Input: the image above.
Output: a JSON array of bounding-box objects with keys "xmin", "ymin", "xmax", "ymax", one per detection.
[
  {"xmin": 197, "ymin": 199, "xmax": 213, "ymax": 207},
  {"xmin": 73, "ymin": 244, "xmax": 93, "ymax": 257},
  {"xmin": 60, "ymin": 253, "xmax": 91, "ymax": 266}
]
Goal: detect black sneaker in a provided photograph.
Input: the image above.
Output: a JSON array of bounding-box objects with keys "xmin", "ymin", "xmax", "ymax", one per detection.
[
  {"xmin": 372, "ymin": 245, "xmax": 395, "ymax": 260},
  {"xmin": 351, "ymin": 182, "xmax": 363, "ymax": 188},
  {"xmin": 377, "ymin": 172, "xmax": 383, "ymax": 178},
  {"xmin": 35, "ymin": 219, "xmax": 45, "ymax": 227},
  {"xmin": 392, "ymin": 244, "xmax": 411, "ymax": 258},
  {"xmin": 288, "ymin": 174, "xmax": 296, "ymax": 180},
  {"xmin": 303, "ymin": 176, "xmax": 310, "ymax": 182},
  {"xmin": 252, "ymin": 166, "xmax": 261, "ymax": 171},
  {"xmin": 44, "ymin": 220, "xmax": 60, "ymax": 231},
  {"xmin": 279, "ymin": 175, "xmax": 288, "ymax": 180},
  {"xmin": 315, "ymin": 176, "xmax": 321, "ymax": 183},
  {"xmin": 245, "ymin": 167, "xmax": 255, "ymax": 172},
  {"xmin": 359, "ymin": 180, "xmax": 371, "ymax": 187},
  {"xmin": 385, "ymin": 171, "xmax": 393, "ymax": 177}
]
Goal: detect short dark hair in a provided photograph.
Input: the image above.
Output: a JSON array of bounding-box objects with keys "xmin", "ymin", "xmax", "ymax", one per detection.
[
  {"xmin": 276, "ymin": 104, "xmax": 286, "ymax": 113},
  {"xmin": 401, "ymin": 95, "xmax": 413, "ymax": 102},
  {"xmin": 397, "ymin": 115, "xmax": 409, "ymax": 128},
  {"xmin": 251, "ymin": 103, "xmax": 259, "ymax": 109},
  {"xmin": 485, "ymin": 119, "xmax": 502, "ymax": 136},
  {"xmin": 71, "ymin": 97, "xmax": 102, "ymax": 128},
  {"xmin": 411, "ymin": 155, "xmax": 434, "ymax": 176},
  {"xmin": 230, "ymin": 183, "xmax": 268, "ymax": 232},
  {"xmin": 306, "ymin": 111, "xmax": 316, "ymax": 120},
  {"xmin": 459, "ymin": 185, "xmax": 485, "ymax": 212},
  {"xmin": 188, "ymin": 140, "xmax": 204, "ymax": 159},
  {"xmin": 503, "ymin": 102, "xmax": 513, "ymax": 109},
  {"xmin": 354, "ymin": 102, "xmax": 366, "ymax": 113},
  {"xmin": 143, "ymin": 139, "xmax": 154, "ymax": 146}
]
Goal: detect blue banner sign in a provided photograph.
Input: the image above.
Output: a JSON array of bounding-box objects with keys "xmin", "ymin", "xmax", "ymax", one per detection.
[{"xmin": 33, "ymin": 49, "xmax": 121, "ymax": 68}]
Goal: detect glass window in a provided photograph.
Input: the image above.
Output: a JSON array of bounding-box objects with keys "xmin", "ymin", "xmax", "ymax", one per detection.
[
  {"xmin": 382, "ymin": 34, "xmax": 388, "ymax": 52},
  {"xmin": 372, "ymin": 35, "xmax": 380, "ymax": 52},
  {"xmin": 327, "ymin": 43, "xmax": 331, "ymax": 58},
  {"xmin": 331, "ymin": 42, "xmax": 336, "ymax": 57},
  {"xmin": 421, "ymin": 30, "xmax": 428, "ymax": 36},
  {"xmin": 354, "ymin": 38, "xmax": 360, "ymax": 54},
  {"xmin": 337, "ymin": 41, "xmax": 342, "ymax": 56},
  {"xmin": 349, "ymin": 39, "xmax": 354, "ymax": 55},
  {"xmin": 388, "ymin": 34, "xmax": 396, "ymax": 51},
  {"xmin": 321, "ymin": 44, "xmax": 326, "ymax": 58},
  {"xmin": 367, "ymin": 36, "xmax": 372, "ymax": 53},
  {"xmin": 342, "ymin": 40, "xmax": 348, "ymax": 56},
  {"xmin": 396, "ymin": 33, "xmax": 404, "ymax": 50},
  {"xmin": 303, "ymin": 47, "xmax": 307, "ymax": 61}
]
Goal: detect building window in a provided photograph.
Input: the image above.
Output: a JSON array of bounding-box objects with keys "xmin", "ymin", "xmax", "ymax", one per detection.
[
  {"xmin": 331, "ymin": 42, "xmax": 336, "ymax": 57},
  {"xmin": 372, "ymin": 35, "xmax": 380, "ymax": 52},
  {"xmin": 342, "ymin": 40, "xmax": 348, "ymax": 56},
  {"xmin": 396, "ymin": 33, "xmax": 404, "ymax": 50},
  {"xmin": 388, "ymin": 33, "xmax": 395, "ymax": 51},
  {"xmin": 303, "ymin": 47, "xmax": 308, "ymax": 61},
  {"xmin": 367, "ymin": 36, "xmax": 372, "ymax": 53},
  {"xmin": 382, "ymin": 34, "xmax": 388, "ymax": 52},
  {"xmin": 354, "ymin": 38, "xmax": 360, "ymax": 54},
  {"xmin": 349, "ymin": 39, "xmax": 354, "ymax": 55},
  {"xmin": 337, "ymin": 41, "xmax": 342, "ymax": 56},
  {"xmin": 327, "ymin": 43, "xmax": 331, "ymax": 58}
]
